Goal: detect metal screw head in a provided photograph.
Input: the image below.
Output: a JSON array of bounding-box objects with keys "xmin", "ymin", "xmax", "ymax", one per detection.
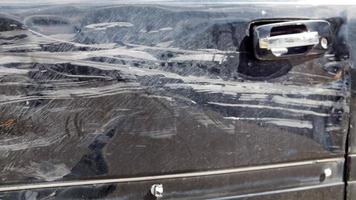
[
  {"xmin": 320, "ymin": 168, "xmax": 332, "ymax": 182},
  {"xmin": 324, "ymin": 168, "xmax": 332, "ymax": 178},
  {"xmin": 321, "ymin": 37, "xmax": 328, "ymax": 49},
  {"xmin": 150, "ymin": 184, "xmax": 163, "ymax": 198}
]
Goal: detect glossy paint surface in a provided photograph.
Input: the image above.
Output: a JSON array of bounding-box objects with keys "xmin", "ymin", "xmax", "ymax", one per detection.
[{"xmin": 0, "ymin": 2, "xmax": 353, "ymax": 199}]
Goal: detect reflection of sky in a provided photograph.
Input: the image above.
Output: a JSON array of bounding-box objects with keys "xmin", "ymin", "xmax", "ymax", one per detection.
[{"xmin": 1, "ymin": 0, "xmax": 355, "ymax": 5}]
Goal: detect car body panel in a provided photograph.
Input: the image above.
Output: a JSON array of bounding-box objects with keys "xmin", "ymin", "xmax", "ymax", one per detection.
[{"xmin": 0, "ymin": 1, "xmax": 354, "ymax": 199}]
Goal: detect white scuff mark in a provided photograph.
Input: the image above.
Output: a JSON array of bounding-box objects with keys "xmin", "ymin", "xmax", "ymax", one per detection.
[
  {"xmin": 192, "ymin": 112, "xmax": 234, "ymax": 134},
  {"xmin": 0, "ymin": 52, "xmax": 345, "ymax": 100},
  {"xmin": 28, "ymin": 29, "xmax": 117, "ymax": 49},
  {"xmin": 175, "ymin": 96, "xmax": 197, "ymax": 105},
  {"xmin": 139, "ymin": 129, "xmax": 176, "ymax": 139},
  {"xmin": 224, "ymin": 117, "xmax": 313, "ymax": 129},
  {"xmin": 239, "ymin": 94, "xmax": 269, "ymax": 101},
  {"xmin": 42, "ymin": 83, "xmax": 141, "ymax": 99},
  {"xmin": 0, "ymin": 66, "xmax": 29, "ymax": 75},
  {"xmin": 85, "ymin": 22, "xmax": 134, "ymax": 30},
  {"xmin": 266, "ymin": 119, "xmax": 313, "ymax": 129},
  {"xmin": 0, "ymin": 55, "xmax": 114, "ymax": 70},
  {"xmin": 143, "ymin": 27, "xmax": 173, "ymax": 34},
  {"xmin": 143, "ymin": 95, "xmax": 174, "ymax": 102},
  {"xmin": 208, "ymin": 102, "xmax": 329, "ymax": 117},
  {"xmin": 13, "ymin": 162, "xmax": 70, "ymax": 181},
  {"xmin": 1, "ymin": 43, "xmax": 41, "ymax": 51},
  {"xmin": 0, "ymin": 134, "xmax": 65, "ymax": 151},
  {"xmin": 156, "ymin": 41, "xmax": 173, "ymax": 48},
  {"xmin": 0, "ymin": 83, "xmax": 142, "ymax": 105},
  {"xmin": 128, "ymin": 43, "xmax": 236, "ymax": 54},
  {"xmin": 167, "ymin": 81, "xmax": 343, "ymax": 97},
  {"xmin": 238, "ymin": 94, "xmax": 342, "ymax": 109},
  {"xmin": 40, "ymin": 47, "xmax": 158, "ymax": 61},
  {"xmin": 271, "ymin": 96, "xmax": 335, "ymax": 108},
  {"xmin": 0, "ymin": 56, "xmax": 32, "ymax": 65},
  {"xmin": 0, "ymin": 47, "xmax": 158, "ymax": 63},
  {"xmin": 147, "ymin": 30, "xmax": 159, "ymax": 34},
  {"xmin": 85, "ymin": 48, "xmax": 158, "ymax": 61},
  {"xmin": 159, "ymin": 27, "xmax": 173, "ymax": 31},
  {"xmin": 169, "ymin": 53, "xmax": 227, "ymax": 63}
]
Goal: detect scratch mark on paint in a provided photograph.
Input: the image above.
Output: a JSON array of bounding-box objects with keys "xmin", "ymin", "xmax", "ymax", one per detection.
[
  {"xmin": 208, "ymin": 102, "xmax": 329, "ymax": 117},
  {"xmin": 224, "ymin": 117, "xmax": 313, "ymax": 129}
]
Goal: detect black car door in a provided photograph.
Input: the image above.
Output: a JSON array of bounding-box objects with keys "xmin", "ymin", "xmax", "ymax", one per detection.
[{"xmin": 0, "ymin": 1, "xmax": 353, "ymax": 199}]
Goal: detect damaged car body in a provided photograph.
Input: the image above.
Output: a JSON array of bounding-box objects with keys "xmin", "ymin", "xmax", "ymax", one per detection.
[{"xmin": 0, "ymin": 1, "xmax": 355, "ymax": 199}]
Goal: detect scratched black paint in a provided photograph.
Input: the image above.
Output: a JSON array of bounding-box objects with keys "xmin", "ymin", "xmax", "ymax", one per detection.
[{"xmin": 0, "ymin": 3, "xmax": 353, "ymax": 200}]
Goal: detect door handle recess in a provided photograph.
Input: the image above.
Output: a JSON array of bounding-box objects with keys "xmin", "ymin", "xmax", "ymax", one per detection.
[{"xmin": 253, "ymin": 20, "xmax": 332, "ymax": 60}]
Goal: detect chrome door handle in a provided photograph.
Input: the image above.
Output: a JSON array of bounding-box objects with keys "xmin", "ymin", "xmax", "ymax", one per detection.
[
  {"xmin": 259, "ymin": 31, "xmax": 322, "ymax": 56},
  {"xmin": 253, "ymin": 20, "xmax": 332, "ymax": 60}
]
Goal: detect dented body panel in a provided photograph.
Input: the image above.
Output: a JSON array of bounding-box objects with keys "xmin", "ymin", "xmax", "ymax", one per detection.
[{"xmin": 0, "ymin": 1, "xmax": 355, "ymax": 199}]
